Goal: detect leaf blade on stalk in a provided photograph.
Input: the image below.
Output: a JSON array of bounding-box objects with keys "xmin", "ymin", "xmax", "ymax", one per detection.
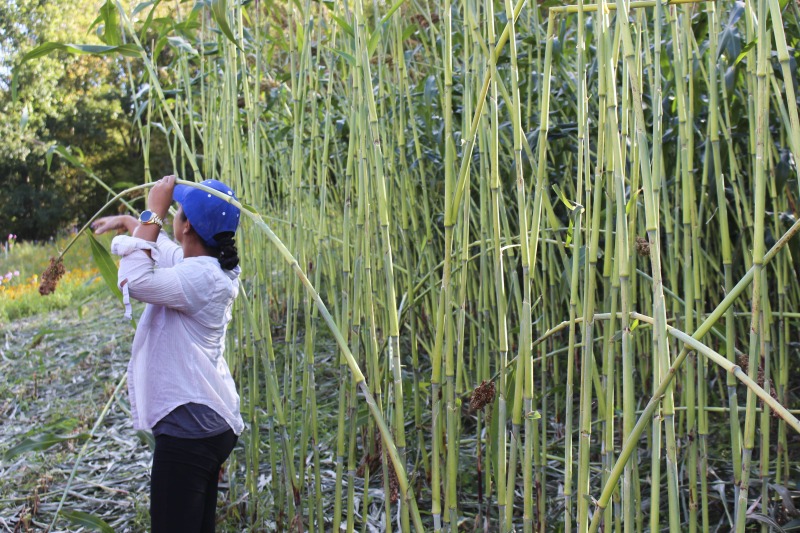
[{"xmin": 88, "ymin": 233, "xmax": 123, "ymax": 303}]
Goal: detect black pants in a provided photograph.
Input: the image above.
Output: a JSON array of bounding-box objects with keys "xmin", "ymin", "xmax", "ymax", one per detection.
[{"xmin": 150, "ymin": 430, "xmax": 237, "ymax": 533}]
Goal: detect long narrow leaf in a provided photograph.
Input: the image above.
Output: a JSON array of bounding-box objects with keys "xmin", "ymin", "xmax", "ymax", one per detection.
[
  {"xmin": 21, "ymin": 42, "xmax": 141, "ymax": 62},
  {"xmin": 331, "ymin": 14, "xmax": 354, "ymax": 37},
  {"xmin": 210, "ymin": 0, "xmax": 241, "ymax": 50},
  {"xmin": 59, "ymin": 510, "xmax": 115, "ymax": 533},
  {"xmin": 4, "ymin": 433, "xmax": 91, "ymax": 461},
  {"xmin": 139, "ymin": 0, "xmax": 163, "ymax": 39},
  {"xmin": 88, "ymin": 233, "xmax": 123, "ymax": 302},
  {"xmin": 379, "ymin": 0, "xmax": 408, "ymax": 24}
]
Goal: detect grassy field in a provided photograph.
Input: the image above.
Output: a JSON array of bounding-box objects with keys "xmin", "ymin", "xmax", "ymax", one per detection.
[{"xmin": 0, "ymin": 234, "xmax": 112, "ymax": 325}]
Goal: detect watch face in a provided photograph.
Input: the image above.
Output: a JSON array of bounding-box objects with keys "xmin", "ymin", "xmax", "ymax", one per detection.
[{"xmin": 140, "ymin": 211, "xmax": 154, "ymax": 223}]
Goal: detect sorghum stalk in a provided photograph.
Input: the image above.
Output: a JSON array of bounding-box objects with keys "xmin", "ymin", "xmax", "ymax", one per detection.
[
  {"xmin": 500, "ymin": 0, "xmax": 535, "ymax": 528},
  {"xmin": 486, "ymin": 0, "xmax": 509, "ymax": 526},
  {"xmin": 352, "ymin": 0, "xmax": 408, "ymax": 526},
  {"xmin": 589, "ymin": 215, "xmax": 800, "ymax": 533},
  {"xmin": 735, "ymin": 0, "xmax": 769, "ymax": 527},
  {"xmin": 428, "ymin": 0, "xmax": 455, "ymax": 526}
]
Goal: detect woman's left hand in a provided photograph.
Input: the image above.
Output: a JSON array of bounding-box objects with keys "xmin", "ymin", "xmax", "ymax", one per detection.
[
  {"xmin": 92, "ymin": 215, "xmax": 138, "ymax": 235},
  {"xmin": 148, "ymin": 175, "xmax": 177, "ymax": 218}
]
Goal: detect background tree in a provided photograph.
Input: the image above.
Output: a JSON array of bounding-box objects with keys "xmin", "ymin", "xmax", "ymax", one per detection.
[{"xmin": 0, "ymin": 0, "xmax": 167, "ymax": 241}]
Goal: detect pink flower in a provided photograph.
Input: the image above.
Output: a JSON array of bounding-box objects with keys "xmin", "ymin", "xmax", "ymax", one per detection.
[
  {"xmin": 14, "ymin": 271, "xmax": 20, "ymax": 276},
  {"xmin": 3, "ymin": 272, "xmax": 11, "ymax": 281}
]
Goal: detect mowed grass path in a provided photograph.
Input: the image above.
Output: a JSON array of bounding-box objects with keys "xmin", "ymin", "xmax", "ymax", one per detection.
[{"xmin": 1, "ymin": 295, "xmax": 156, "ymax": 531}]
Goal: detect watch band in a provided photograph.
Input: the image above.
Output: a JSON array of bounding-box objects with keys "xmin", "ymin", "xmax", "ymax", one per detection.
[{"xmin": 139, "ymin": 210, "xmax": 164, "ymax": 228}]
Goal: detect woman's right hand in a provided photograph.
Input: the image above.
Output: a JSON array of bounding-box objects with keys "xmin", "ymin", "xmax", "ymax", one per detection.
[
  {"xmin": 148, "ymin": 175, "xmax": 176, "ymax": 218},
  {"xmin": 92, "ymin": 215, "xmax": 138, "ymax": 235}
]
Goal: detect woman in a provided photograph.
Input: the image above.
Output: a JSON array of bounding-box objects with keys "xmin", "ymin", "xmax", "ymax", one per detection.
[{"xmin": 93, "ymin": 175, "xmax": 244, "ymax": 533}]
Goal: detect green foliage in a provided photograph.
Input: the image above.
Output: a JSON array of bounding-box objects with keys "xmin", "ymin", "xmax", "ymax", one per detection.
[
  {"xmin": 87, "ymin": 233, "xmax": 123, "ymax": 302},
  {"xmin": 0, "ymin": 0, "xmax": 169, "ymax": 241}
]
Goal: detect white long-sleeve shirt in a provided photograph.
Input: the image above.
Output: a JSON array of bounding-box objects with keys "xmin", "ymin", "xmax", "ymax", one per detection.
[{"xmin": 112, "ymin": 231, "xmax": 244, "ymax": 436}]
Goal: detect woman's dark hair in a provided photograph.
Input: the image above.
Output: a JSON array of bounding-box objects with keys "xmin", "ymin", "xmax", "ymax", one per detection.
[
  {"xmin": 179, "ymin": 210, "xmax": 239, "ymax": 270},
  {"xmin": 212, "ymin": 232, "xmax": 239, "ymax": 270}
]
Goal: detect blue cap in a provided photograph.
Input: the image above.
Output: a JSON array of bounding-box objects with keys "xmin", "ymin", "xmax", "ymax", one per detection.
[{"xmin": 172, "ymin": 179, "xmax": 240, "ymax": 247}]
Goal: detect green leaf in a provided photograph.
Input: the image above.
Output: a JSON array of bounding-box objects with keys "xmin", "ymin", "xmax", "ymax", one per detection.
[
  {"xmin": 630, "ymin": 319, "xmax": 639, "ymax": 332},
  {"xmin": 153, "ymin": 36, "xmax": 168, "ymax": 62},
  {"xmin": 329, "ymin": 48, "xmax": 356, "ymax": 66},
  {"xmin": 565, "ymin": 219, "xmax": 574, "ymax": 247},
  {"xmin": 99, "ymin": 0, "xmax": 122, "ymax": 46},
  {"xmin": 552, "ymin": 183, "xmax": 584, "ymax": 214},
  {"xmin": 88, "ymin": 13, "xmax": 105, "ymax": 36},
  {"xmin": 331, "ymin": 15, "xmax": 354, "ymax": 37},
  {"xmin": 167, "ymin": 36, "xmax": 199, "ymax": 56},
  {"xmin": 240, "ymin": 202, "xmax": 260, "ymax": 214},
  {"xmin": 132, "ymin": 1, "xmax": 156, "ymax": 16},
  {"xmin": 172, "ymin": 19, "xmax": 202, "ymax": 34},
  {"xmin": 379, "ymin": 0, "xmax": 408, "ymax": 24},
  {"xmin": 625, "ymin": 187, "xmax": 641, "ymax": 215},
  {"xmin": 526, "ymin": 410, "xmax": 541, "ymax": 420},
  {"xmin": 136, "ymin": 430, "xmax": 156, "ymax": 451},
  {"xmin": 46, "ymin": 145, "xmax": 56, "ymax": 172},
  {"xmin": 4, "ymin": 433, "xmax": 90, "ymax": 461},
  {"xmin": 210, "ymin": 0, "xmax": 242, "ymax": 50},
  {"xmin": 43, "ymin": 417, "xmax": 81, "ymax": 432},
  {"xmin": 28, "ymin": 329, "xmax": 57, "ymax": 349},
  {"xmin": 401, "ymin": 24, "xmax": 418, "ymax": 42},
  {"xmin": 735, "ymin": 38, "xmax": 757, "ymax": 65},
  {"xmin": 488, "ymin": 388, "xmax": 500, "ymax": 477},
  {"xmin": 114, "ymin": 181, "xmax": 140, "ymax": 191},
  {"xmin": 18, "ymin": 42, "xmax": 141, "ymax": 66},
  {"xmin": 11, "ymin": 69, "xmax": 20, "ymax": 102},
  {"xmin": 717, "ymin": 2, "xmax": 745, "ymax": 60},
  {"xmin": 88, "ymin": 233, "xmax": 123, "ymax": 303},
  {"xmin": 133, "ymin": 99, "xmax": 150, "ymax": 125},
  {"xmin": 59, "ymin": 510, "xmax": 115, "ymax": 533},
  {"xmin": 139, "ymin": 0, "xmax": 164, "ymax": 39},
  {"xmin": 48, "ymin": 145, "xmax": 85, "ymax": 173},
  {"xmin": 367, "ymin": 29, "xmax": 382, "ymax": 56},
  {"xmin": 294, "ymin": 11, "xmax": 304, "ymax": 49},
  {"xmin": 19, "ymin": 105, "xmax": 29, "ymax": 130}
]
